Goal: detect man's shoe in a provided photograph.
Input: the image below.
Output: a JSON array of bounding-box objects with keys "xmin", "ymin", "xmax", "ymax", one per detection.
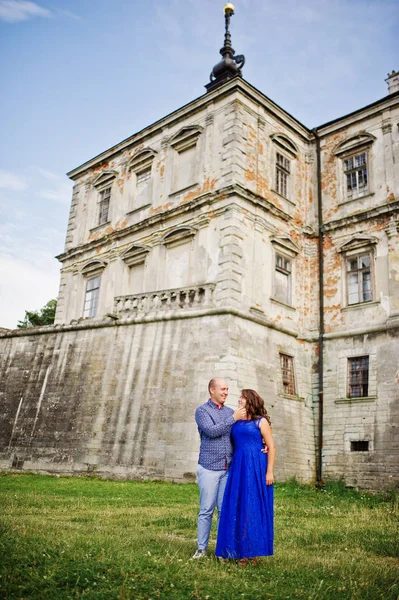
[{"xmin": 191, "ymin": 549, "xmax": 206, "ymax": 559}]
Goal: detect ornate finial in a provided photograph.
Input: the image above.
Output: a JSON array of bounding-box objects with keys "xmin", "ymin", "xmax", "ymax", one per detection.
[{"xmin": 205, "ymin": 3, "xmax": 245, "ymax": 92}]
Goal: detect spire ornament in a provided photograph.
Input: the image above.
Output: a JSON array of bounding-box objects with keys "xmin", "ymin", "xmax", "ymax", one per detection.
[{"xmin": 205, "ymin": 3, "xmax": 245, "ymax": 92}]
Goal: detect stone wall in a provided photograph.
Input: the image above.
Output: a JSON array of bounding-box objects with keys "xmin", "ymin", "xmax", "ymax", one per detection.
[
  {"xmin": 322, "ymin": 329, "xmax": 399, "ymax": 489},
  {"xmin": 0, "ymin": 314, "xmax": 316, "ymax": 483}
]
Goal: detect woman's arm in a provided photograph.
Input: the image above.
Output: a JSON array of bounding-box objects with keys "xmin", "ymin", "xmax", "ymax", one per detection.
[{"xmin": 259, "ymin": 418, "xmax": 276, "ymax": 485}]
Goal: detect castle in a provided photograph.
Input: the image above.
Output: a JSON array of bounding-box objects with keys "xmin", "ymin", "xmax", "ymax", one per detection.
[{"xmin": 1, "ymin": 6, "xmax": 398, "ymax": 489}]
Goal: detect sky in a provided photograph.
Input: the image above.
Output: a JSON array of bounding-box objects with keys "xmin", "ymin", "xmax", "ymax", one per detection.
[{"xmin": 0, "ymin": 0, "xmax": 398, "ymax": 329}]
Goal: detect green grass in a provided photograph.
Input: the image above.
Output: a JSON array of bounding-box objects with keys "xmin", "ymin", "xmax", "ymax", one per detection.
[{"xmin": 0, "ymin": 474, "xmax": 398, "ymax": 600}]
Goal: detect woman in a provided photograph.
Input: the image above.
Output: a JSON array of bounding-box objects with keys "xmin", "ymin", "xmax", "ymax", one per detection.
[{"xmin": 215, "ymin": 389, "xmax": 275, "ymax": 564}]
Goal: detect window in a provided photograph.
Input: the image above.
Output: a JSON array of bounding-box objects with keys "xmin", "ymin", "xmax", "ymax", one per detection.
[
  {"xmin": 136, "ymin": 168, "xmax": 151, "ymax": 188},
  {"xmin": 98, "ymin": 187, "xmax": 111, "ymax": 225},
  {"xmin": 344, "ymin": 152, "xmax": 368, "ymax": 200},
  {"xmin": 346, "ymin": 253, "xmax": 372, "ymax": 305},
  {"xmin": 347, "ymin": 356, "xmax": 369, "ymax": 398},
  {"xmin": 84, "ymin": 276, "xmax": 101, "ymax": 318},
  {"xmin": 276, "ymin": 152, "xmax": 290, "ymax": 198},
  {"xmin": 275, "ymin": 254, "xmax": 292, "ymax": 305},
  {"xmin": 280, "ymin": 354, "xmax": 296, "ymax": 395},
  {"xmin": 350, "ymin": 441, "xmax": 369, "ymax": 452},
  {"xmin": 169, "ymin": 125, "xmax": 202, "ymax": 193}
]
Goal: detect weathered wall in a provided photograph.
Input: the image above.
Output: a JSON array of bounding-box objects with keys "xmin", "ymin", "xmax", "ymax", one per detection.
[
  {"xmin": 0, "ymin": 315, "xmax": 315, "ymax": 483},
  {"xmin": 322, "ymin": 330, "xmax": 399, "ymax": 489}
]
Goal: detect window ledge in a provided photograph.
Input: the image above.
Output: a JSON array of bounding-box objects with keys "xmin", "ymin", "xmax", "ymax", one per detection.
[
  {"xmin": 341, "ymin": 300, "xmax": 379, "ymax": 312},
  {"xmin": 271, "ymin": 189, "xmax": 296, "ymax": 206},
  {"xmin": 169, "ymin": 182, "xmax": 199, "ymax": 198},
  {"xmin": 126, "ymin": 203, "xmax": 151, "ymax": 216},
  {"xmin": 278, "ymin": 394, "xmax": 304, "ymax": 402},
  {"xmin": 338, "ymin": 192, "xmax": 375, "ymax": 206},
  {"xmin": 335, "ymin": 396, "xmax": 377, "ymax": 404},
  {"xmin": 271, "ymin": 297, "xmax": 296, "ymax": 311},
  {"xmin": 90, "ymin": 221, "xmax": 111, "ymax": 233}
]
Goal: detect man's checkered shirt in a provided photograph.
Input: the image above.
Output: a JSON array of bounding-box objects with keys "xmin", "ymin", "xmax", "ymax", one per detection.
[{"xmin": 195, "ymin": 399, "xmax": 235, "ymax": 471}]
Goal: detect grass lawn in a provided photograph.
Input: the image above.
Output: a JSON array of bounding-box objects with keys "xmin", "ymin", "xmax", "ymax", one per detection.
[{"xmin": 0, "ymin": 474, "xmax": 398, "ymax": 600}]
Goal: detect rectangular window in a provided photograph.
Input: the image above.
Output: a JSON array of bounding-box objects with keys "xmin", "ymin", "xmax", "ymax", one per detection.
[
  {"xmin": 275, "ymin": 254, "xmax": 292, "ymax": 305},
  {"xmin": 347, "ymin": 356, "xmax": 369, "ymax": 398},
  {"xmin": 280, "ymin": 353, "xmax": 296, "ymax": 395},
  {"xmin": 174, "ymin": 145, "xmax": 196, "ymax": 192},
  {"xmin": 84, "ymin": 276, "xmax": 101, "ymax": 318},
  {"xmin": 344, "ymin": 152, "xmax": 368, "ymax": 200},
  {"xmin": 346, "ymin": 253, "xmax": 372, "ymax": 305},
  {"xmin": 350, "ymin": 441, "xmax": 369, "ymax": 452},
  {"xmin": 136, "ymin": 168, "xmax": 151, "ymax": 188},
  {"xmin": 276, "ymin": 152, "xmax": 290, "ymax": 198},
  {"xmin": 98, "ymin": 187, "xmax": 111, "ymax": 225}
]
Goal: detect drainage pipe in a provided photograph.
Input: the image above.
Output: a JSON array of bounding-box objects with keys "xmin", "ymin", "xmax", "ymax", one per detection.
[{"xmin": 313, "ymin": 128, "xmax": 324, "ymax": 485}]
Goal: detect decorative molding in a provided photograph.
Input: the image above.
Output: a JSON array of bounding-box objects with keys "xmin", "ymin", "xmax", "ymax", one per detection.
[
  {"xmin": 121, "ymin": 244, "xmax": 150, "ymax": 267},
  {"xmin": 161, "ymin": 226, "xmax": 197, "ymax": 248},
  {"xmin": 169, "ymin": 125, "xmax": 203, "ymax": 152},
  {"xmin": 128, "ymin": 148, "xmax": 157, "ymax": 173},
  {"xmin": 322, "ymin": 200, "xmax": 399, "ymax": 232},
  {"xmin": 382, "ymin": 121, "xmax": 393, "ymax": 134},
  {"xmin": 81, "ymin": 260, "xmax": 107, "ymax": 277},
  {"xmin": 337, "ymin": 234, "xmax": 378, "ymax": 253},
  {"xmin": 205, "ymin": 113, "xmax": 214, "ymax": 126},
  {"xmin": 270, "ymin": 133, "xmax": 299, "ymax": 158},
  {"xmin": 270, "ymin": 234, "xmax": 300, "ymax": 256},
  {"xmin": 92, "ymin": 170, "xmax": 118, "ymax": 189},
  {"xmin": 333, "ymin": 132, "xmax": 376, "ymax": 156}
]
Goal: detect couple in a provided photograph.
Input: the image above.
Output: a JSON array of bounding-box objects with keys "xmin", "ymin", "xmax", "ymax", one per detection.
[{"xmin": 193, "ymin": 377, "xmax": 275, "ymax": 563}]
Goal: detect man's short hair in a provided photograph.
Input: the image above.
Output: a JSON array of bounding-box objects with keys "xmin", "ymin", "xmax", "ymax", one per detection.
[{"xmin": 208, "ymin": 377, "xmax": 224, "ymax": 394}]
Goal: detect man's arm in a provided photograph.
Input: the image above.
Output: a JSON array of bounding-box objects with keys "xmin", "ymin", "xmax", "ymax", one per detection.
[{"xmin": 195, "ymin": 405, "xmax": 246, "ymax": 438}]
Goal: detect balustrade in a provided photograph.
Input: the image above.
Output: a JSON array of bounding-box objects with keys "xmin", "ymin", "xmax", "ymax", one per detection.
[{"xmin": 114, "ymin": 283, "xmax": 215, "ymax": 317}]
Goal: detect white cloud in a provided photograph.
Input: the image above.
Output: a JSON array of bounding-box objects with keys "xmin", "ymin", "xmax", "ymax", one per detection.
[
  {"xmin": 0, "ymin": 0, "xmax": 51, "ymax": 22},
  {"xmin": 0, "ymin": 170, "xmax": 28, "ymax": 191},
  {"xmin": 57, "ymin": 9, "xmax": 81, "ymax": 21},
  {"xmin": 0, "ymin": 254, "xmax": 59, "ymax": 329},
  {"xmin": 34, "ymin": 167, "xmax": 72, "ymax": 204}
]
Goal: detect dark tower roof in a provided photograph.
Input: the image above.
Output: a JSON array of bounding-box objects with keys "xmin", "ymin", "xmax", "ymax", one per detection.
[{"xmin": 205, "ymin": 3, "xmax": 245, "ymax": 93}]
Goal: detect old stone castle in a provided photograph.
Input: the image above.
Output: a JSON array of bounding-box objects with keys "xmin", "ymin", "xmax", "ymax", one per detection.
[{"xmin": 1, "ymin": 7, "xmax": 398, "ymax": 489}]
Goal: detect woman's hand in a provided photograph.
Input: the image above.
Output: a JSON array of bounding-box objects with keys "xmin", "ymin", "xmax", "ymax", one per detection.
[{"xmin": 266, "ymin": 471, "xmax": 274, "ymax": 485}]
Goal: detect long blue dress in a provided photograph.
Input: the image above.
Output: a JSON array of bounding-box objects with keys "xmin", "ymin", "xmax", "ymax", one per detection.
[{"xmin": 215, "ymin": 418, "xmax": 274, "ymax": 559}]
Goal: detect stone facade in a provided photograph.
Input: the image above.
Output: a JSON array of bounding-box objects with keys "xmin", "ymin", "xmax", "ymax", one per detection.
[{"xmin": 1, "ymin": 76, "xmax": 398, "ymax": 489}]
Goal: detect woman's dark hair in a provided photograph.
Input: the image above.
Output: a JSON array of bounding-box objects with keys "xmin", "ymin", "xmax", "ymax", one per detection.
[{"xmin": 241, "ymin": 389, "xmax": 271, "ymax": 425}]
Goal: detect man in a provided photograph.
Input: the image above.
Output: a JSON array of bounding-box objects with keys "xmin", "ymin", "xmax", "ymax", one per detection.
[{"xmin": 192, "ymin": 377, "xmax": 246, "ymax": 559}]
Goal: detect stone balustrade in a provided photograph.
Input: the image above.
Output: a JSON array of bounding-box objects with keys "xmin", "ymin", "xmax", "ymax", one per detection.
[{"xmin": 114, "ymin": 283, "xmax": 215, "ymax": 316}]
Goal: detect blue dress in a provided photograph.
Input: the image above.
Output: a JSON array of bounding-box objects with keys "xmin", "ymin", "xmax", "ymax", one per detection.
[{"xmin": 215, "ymin": 418, "xmax": 274, "ymax": 559}]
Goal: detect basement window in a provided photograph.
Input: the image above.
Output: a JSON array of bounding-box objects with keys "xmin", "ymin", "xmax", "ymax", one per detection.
[{"xmin": 350, "ymin": 441, "xmax": 369, "ymax": 452}]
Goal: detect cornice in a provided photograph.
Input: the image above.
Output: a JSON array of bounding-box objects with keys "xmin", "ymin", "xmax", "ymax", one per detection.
[
  {"xmin": 322, "ymin": 199, "xmax": 399, "ymax": 232},
  {"xmin": 66, "ymin": 78, "xmax": 313, "ymax": 181},
  {"xmin": 56, "ymin": 184, "xmax": 291, "ymax": 264}
]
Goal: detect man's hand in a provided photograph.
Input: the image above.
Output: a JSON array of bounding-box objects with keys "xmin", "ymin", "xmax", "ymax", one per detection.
[{"xmin": 233, "ymin": 407, "xmax": 247, "ymax": 421}]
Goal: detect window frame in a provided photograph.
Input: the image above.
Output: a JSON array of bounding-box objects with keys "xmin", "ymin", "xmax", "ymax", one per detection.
[
  {"xmin": 274, "ymin": 252, "xmax": 292, "ymax": 306},
  {"xmin": 83, "ymin": 275, "xmax": 101, "ymax": 319},
  {"xmin": 98, "ymin": 186, "xmax": 111, "ymax": 226},
  {"xmin": 345, "ymin": 250, "xmax": 374, "ymax": 306},
  {"xmin": 343, "ymin": 150, "xmax": 369, "ymax": 201},
  {"xmin": 347, "ymin": 356, "xmax": 369, "ymax": 399},
  {"xmin": 333, "ymin": 133, "xmax": 375, "ymax": 205},
  {"xmin": 275, "ymin": 151, "xmax": 291, "ymax": 199},
  {"xmin": 279, "ymin": 353, "xmax": 297, "ymax": 396}
]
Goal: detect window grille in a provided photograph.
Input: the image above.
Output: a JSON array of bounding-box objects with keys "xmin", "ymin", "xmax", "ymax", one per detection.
[
  {"xmin": 280, "ymin": 353, "xmax": 296, "ymax": 395},
  {"xmin": 84, "ymin": 276, "xmax": 101, "ymax": 318},
  {"xmin": 276, "ymin": 152, "xmax": 290, "ymax": 198},
  {"xmin": 344, "ymin": 152, "xmax": 368, "ymax": 199},
  {"xmin": 346, "ymin": 253, "xmax": 372, "ymax": 305},
  {"xmin": 98, "ymin": 187, "xmax": 111, "ymax": 225},
  {"xmin": 347, "ymin": 356, "xmax": 369, "ymax": 398}
]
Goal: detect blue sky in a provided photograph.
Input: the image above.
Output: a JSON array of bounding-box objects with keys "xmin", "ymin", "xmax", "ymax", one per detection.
[{"xmin": 0, "ymin": 0, "xmax": 398, "ymax": 328}]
